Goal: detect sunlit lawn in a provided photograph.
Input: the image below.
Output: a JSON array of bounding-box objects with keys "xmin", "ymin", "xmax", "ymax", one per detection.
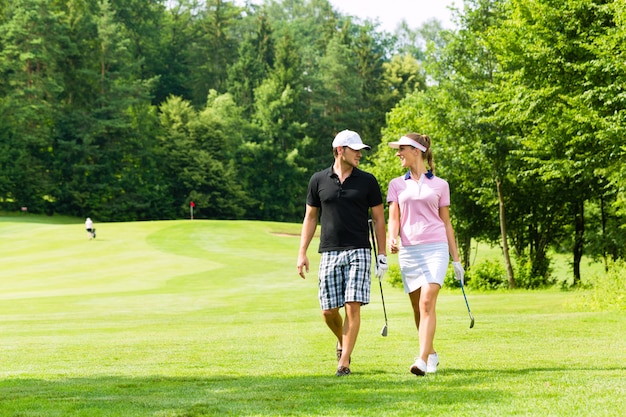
[{"xmin": 0, "ymin": 214, "xmax": 623, "ymax": 416}]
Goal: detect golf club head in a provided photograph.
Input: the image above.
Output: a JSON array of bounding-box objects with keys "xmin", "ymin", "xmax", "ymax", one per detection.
[
  {"xmin": 469, "ymin": 316, "xmax": 475, "ymax": 329},
  {"xmin": 381, "ymin": 324, "xmax": 388, "ymax": 337}
]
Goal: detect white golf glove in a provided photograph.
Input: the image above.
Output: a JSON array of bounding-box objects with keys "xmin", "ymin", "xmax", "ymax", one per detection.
[
  {"xmin": 376, "ymin": 254, "xmax": 388, "ymax": 280},
  {"xmin": 452, "ymin": 261, "xmax": 465, "ymax": 285}
]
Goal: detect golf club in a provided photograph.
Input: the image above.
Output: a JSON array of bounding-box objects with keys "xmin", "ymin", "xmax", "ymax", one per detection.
[
  {"xmin": 368, "ymin": 219, "xmax": 388, "ymax": 337},
  {"xmin": 459, "ymin": 278, "xmax": 475, "ymax": 328}
]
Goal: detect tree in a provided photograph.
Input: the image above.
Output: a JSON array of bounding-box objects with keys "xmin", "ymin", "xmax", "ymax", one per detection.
[
  {"xmin": 305, "ymin": 34, "xmax": 362, "ymax": 165},
  {"xmin": 50, "ymin": 0, "xmax": 159, "ymax": 220},
  {"xmin": 0, "ymin": 0, "xmax": 68, "ymax": 212},
  {"xmin": 158, "ymin": 93, "xmax": 251, "ymax": 219},
  {"xmin": 417, "ymin": 0, "xmax": 518, "ymax": 285},
  {"xmin": 226, "ymin": 12, "xmax": 274, "ymax": 116},
  {"xmin": 244, "ymin": 30, "xmax": 308, "ymax": 221},
  {"xmin": 381, "ymin": 54, "xmax": 426, "ymax": 109},
  {"xmin": 185, "ymin": 0, "xmax": 241, "ymax": 106},
  {"xmin": 486, "ymin": 0, "xmax": 624, "ymax": 284}
]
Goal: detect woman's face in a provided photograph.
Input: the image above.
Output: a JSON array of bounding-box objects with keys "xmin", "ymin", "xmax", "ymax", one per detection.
[{"xmin": 395, "ymin": 145, "xmax": 419, "ymax": 168}]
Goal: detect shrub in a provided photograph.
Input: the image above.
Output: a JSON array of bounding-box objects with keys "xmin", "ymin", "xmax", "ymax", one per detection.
[
  {"xmin": 514, "ymin": 253, "xmax": 555, "ymax": 289},
  {"xmin": 386, "ymin": 263, "xmax": 403, "ymax": 289},
  {"xmin": 444, "ymin": 266, "xmax": 459, "ymax": 288},
  {"xmin": 466, "ymin": 259, "xmax": 507, "ymax": 290},
  {"xmin": 576, "ymin": 259, "xmax": 626, "ymax": 311},
  {"xmin": 389, "ymin": 263, "xmax": 469, "ymax": 290}
]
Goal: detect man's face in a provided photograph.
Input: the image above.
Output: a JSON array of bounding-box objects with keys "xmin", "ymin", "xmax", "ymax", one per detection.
[{"xmin": 339, "ymin": 146, "xmax": 362, "ymax": 167}]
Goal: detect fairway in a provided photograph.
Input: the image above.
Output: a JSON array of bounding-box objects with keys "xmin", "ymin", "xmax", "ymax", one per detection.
[{"xmin": 0, "ymin": 216, "xmax": 624, "ymax": 416}]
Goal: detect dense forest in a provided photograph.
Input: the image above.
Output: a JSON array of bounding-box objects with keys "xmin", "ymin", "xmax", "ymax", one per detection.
[{"xmin": 1, "ymin": 0, "xmax": 624, "ymax": 286}]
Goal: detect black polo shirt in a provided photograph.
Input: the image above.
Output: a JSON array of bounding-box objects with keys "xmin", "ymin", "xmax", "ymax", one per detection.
[{"xmin": 306, "ymin": 166, "xmax": 383, "ymax": 253}]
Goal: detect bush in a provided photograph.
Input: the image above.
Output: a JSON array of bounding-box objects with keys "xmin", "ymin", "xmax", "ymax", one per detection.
[
  {"xmin": 386, "ymin": 263, "xmax": 403, "ymax": 289},
  {"xmin": 514, "ymin": 253, "xmax": 555, "ymax": 289},
  {"xmin": 389, "ymin": 263, "xmax": 465, "ymax": 290},
  {"xmin": 444, "ymin": 266, "xmax": 459, "ymax": 288},
  {"xmin": 387, "ymin": 258, "xmax": 512, "ymax": 292},
  {"xmin": 466, "ymin": 259, "xmax": 508, "ymax": 290},
  {"xmin": 576, "ymin": 260, "xmax": 626, "ymax": 311}
]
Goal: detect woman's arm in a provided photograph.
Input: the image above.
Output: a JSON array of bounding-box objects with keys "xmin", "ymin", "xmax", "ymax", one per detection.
[
  {"xmin": 388, "ymin": 201, "xmax": 400, "ymax": 254},
  {"xmin": 439, "ymin": 206, "xmax": 460, "ymax": 262}
]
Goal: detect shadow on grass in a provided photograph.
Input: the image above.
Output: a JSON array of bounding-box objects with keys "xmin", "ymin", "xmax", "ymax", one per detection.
[
  {"xmin": 2, "ymin": 366, "xmax": 625, "ymax": 416},
  {"xmin": 0, "ymin": 213, "xmax": 79, "ymax": 225},
  {"xmin": 0, "ymin": 373, "xmax": 503, "ymax": 416}
]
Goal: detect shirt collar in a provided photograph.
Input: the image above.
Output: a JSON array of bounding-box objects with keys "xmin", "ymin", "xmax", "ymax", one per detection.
[
  {"xmin": 404, "ymin": 170, "xmax": 434, "ymax": 180},
  {"xmin": 328, "ymin": 165, "xmax": 360, "ymax": 178}
]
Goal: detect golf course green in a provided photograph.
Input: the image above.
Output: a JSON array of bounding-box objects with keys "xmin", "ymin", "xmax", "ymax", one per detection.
[{"xmin": 0, "ymin": 215, "xmax": 624, "ymax": 416}]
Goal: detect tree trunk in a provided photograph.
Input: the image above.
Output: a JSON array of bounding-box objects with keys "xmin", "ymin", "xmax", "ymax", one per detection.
[
  {"xmin": 497, "ymin": 178, "xmax": 516, "ymax": 288},
  {"xmin": 573, "ymin": 200, "xmax": 584, "ymax": 285},
  {"xmin": 462, "ymin": 233, "xmax": 471, "ymax": 270},
  {"xmin": 600, "ymin": 195, "xmax": 608, "ymax": 272}
]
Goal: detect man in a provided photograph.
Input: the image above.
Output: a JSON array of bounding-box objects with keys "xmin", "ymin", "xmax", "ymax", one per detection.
[
  {"xmin": 85, "ymin": 217, "xmax": 95, "ymax": 240},
  {"xmin": 297, "ymin": 129, "xmax": 387, "ymax": 377}
]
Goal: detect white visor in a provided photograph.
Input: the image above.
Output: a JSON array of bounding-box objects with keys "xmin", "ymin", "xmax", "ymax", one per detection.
[{"xmin": 388, "ymin": 136, "xmax": 427, "ymax": 152}]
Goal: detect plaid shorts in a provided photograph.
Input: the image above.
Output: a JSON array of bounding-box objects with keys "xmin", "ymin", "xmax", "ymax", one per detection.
[{"xmin": 318, "ymin": 249, "xmax": 371, "ymax": 310}]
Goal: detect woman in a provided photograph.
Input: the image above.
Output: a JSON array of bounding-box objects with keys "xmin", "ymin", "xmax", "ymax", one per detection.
[{"xmin": 386, "ymin": 133, "xmax": 464, "ymax": 376}]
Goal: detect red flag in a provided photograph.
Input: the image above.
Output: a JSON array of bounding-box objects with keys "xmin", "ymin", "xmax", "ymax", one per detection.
[{"xmin": 190, "ymin": 201, "xmax": 195, "ymax": 207}]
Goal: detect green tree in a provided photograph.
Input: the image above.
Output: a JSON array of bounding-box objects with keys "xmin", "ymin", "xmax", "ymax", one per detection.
[
  {"xmin": 109, "ymin": 0, "xmax": 171, "ymax": 105},
  {"xmin": 306, "ymin": 35, "xmax": 361, "ymax": 161},
  {"xmin": 406, "ymin": 0, "xmax": 518, "ymax": 284},
  {"xmin": 158, "ymin": 93, "xmax": 251, "ymax": 219},
  {"xmin": 381, "ymin": 54, "xmax": 426, "ymax": 109},
  {"xmin": 51, "ymin": 0, "xmax": 158, "ymax": 220},
  {"xmin": 0, "ymin": 0, "xmax": 68, "ymax": 212},
  {"xmin": 226, "ymin": 12, "xmax": 274, "ymax": 116},
  {"xmin": 349, "ymin": 23, "xmax": 389, "ymax": 144},
  {"xmin": 153, "ymin": 0, "xmax": 197, "ymax": 103},
  {"xmin": 245, "ymin": 30, "xmax": 308, "ymax": 221},
  {"xmin": 486, "ymin": 0, "xmax": 624, "ymax": 284},
  {"xmin": 578, "ymin": 0, "xmax": 626, "ymax": 267},
  {"xmin": 185, "ymin": 0, "xmax": 241, "ymax": 106}
]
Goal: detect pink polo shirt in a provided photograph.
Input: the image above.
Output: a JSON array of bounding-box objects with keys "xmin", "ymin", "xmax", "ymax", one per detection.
[{"xmin": 387, "ymin": 172, "xmax": 450, "ymax": 246}]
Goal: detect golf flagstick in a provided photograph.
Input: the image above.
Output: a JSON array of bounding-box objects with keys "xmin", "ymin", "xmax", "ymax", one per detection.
[
  {"xmin": 459, "ymin": 278, "xmax": 475, "ymax": 328},
  {"xmin": 368, "ymin": 219, "xmax": 388, "ymax": 337}
]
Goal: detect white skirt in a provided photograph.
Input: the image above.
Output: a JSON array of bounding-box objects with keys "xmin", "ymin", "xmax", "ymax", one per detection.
[{"xmin": 398, "ymin": 243, "xmax": 449, "ymax": 293}]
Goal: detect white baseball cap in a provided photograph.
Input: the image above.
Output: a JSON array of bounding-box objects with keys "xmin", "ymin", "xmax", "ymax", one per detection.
[
  {"xmin": 332, "ymin": 130, "xmax": 371, "ymax": 150},
  {"xmin": 388, "ymin": 136, "xmax": 427, "ymax": 152}
]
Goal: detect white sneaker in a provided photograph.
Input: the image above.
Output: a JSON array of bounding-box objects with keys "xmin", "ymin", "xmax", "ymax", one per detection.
[
  {"xmin": 427, "ymin": 353, "xmax": 439, "ymax": 373},
  {"xmin": 410, "ymin": 358, "xmax": 427, "ymax": 376}
]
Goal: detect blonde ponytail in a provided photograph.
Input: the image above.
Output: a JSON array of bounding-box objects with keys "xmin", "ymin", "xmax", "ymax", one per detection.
[{"xmin": 406, "ymin": 132, "xmax": 435, "ymax": 174}]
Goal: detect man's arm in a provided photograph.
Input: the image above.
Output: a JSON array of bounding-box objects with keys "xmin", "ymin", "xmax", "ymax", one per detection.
[
  {"xmin": 297, "ymin": 204, "xmax": 319, "ymax": 279},
  {"xmin": 371, "ymin": 204, "xmax": 386, "ymax": 256}
]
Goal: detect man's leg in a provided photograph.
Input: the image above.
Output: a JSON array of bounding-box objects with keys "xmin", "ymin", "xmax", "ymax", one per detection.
[
  {"xmin": 337, "ymin": 249, "xmax": 369, "ymax": 369},
  {"xmin": 322, "ymin": 307, "xmax": 343, "ymax": 349},
  {"xmin": 338, "ymin": 301, "xmax": 360, "ymax": 368},
  {"xmin": 318, "ymin": 250, "xmax": 344, "ymax": 351}
]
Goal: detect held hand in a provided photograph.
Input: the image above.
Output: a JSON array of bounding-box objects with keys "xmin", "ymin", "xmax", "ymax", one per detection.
[
  {"xmin": 452, "ymin": 261, "xmax": 465, "ymax": 285},
  {"xmin": 375, "ymin": 254, "xmax": 388, "ymax": 280},
  {"xmin": 389, "ymin": 238, "xmax": 399, "ymax": 254}
]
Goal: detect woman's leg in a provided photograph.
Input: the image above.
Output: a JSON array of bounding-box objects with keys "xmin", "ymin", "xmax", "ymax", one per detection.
[{"xmin": 417, "ymin": 283, "xmax": 440, "ymax": 362}]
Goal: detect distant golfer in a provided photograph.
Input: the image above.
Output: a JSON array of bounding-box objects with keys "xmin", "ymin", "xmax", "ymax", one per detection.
[
  {"xmin": 297, "ymin": 130, "xmax": 387, "ymax": 377},
  {"xmin": 85, "ymin": 217, "xmax": 95, "ymax": 240},
  {"xmin": 386, "ymin": 133, "xmax": 464, "ymax": 376}
]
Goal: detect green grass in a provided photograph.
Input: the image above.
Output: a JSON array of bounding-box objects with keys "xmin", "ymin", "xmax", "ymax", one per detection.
[{"xmin": 1, "ymin": 214, "xmax": 624, "ymax": 416}]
